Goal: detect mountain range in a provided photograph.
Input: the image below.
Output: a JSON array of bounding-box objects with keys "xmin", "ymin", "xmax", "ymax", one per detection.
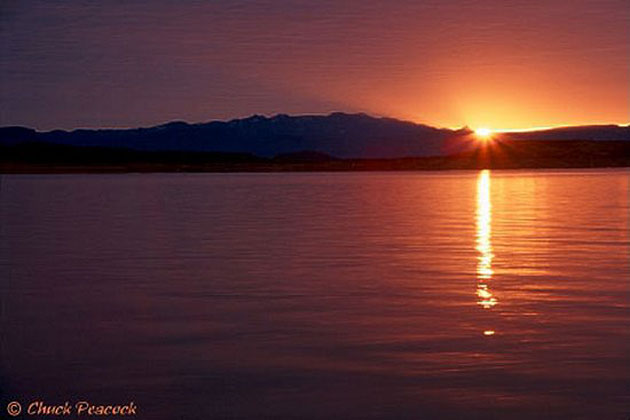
[{"xmin": 2, "ymin": 113, "xmax": 629, "ymax": 159}]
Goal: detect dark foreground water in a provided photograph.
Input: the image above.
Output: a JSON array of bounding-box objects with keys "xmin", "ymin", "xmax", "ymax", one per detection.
[{"xmin": 1, "ymin": 169, "xmax": 629, "ymax": 420}]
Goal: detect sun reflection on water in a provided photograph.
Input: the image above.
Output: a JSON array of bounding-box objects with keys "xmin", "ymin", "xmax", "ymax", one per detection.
[{"xmin": 476, "ymin": 170, "xmax": 497, "ymax": 313}]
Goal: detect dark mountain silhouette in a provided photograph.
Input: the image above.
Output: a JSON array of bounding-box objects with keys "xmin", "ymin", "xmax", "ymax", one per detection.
[
  {"xmin": 0, "ymin": 113, "xmax": 471, "ymax": 159},
  {"xmin": 0, "ymin": 113, "xmax": 628, "ymax": 160}
]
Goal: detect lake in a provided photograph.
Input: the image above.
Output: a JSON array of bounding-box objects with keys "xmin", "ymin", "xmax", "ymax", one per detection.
[{"xmin": 1, "ymin": 169, "xmax": 629, "ymax": 419}]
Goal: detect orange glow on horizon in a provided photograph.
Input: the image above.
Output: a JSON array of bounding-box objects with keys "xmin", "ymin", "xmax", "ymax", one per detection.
[{"xmin": 474, "ymin": 128, "xmax": 493, "ymax": 139}]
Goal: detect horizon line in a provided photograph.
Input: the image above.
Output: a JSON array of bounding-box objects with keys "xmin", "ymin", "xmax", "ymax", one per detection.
[{"xmin": 3, "ymin": 112, "xmax": 630, "ymax": 133}]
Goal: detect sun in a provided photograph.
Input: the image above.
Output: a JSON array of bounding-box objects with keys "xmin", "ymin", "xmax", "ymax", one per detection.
[{"xmin": 475, "ymin": 128, "xmax": 493, "ymax": 138}]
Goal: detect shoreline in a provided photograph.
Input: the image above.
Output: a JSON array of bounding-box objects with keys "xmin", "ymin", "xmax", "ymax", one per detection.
[
  {"xmin": 2, "ymin": 162, "xmax": 629, "ymax": 174},
  {"xmin": 2, "ymin": 139, "xmax": 629, "ymax": 174}
]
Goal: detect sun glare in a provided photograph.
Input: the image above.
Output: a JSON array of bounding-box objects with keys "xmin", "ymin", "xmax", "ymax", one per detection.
[{"xmin": 475, "ymin": 128, "xmax": 492, "ymax": 138}]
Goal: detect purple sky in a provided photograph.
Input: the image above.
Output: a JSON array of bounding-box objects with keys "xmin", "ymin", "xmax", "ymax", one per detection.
[{"xmin": 1, "ymin": 0, "xmax": 628, "ymax": 130}]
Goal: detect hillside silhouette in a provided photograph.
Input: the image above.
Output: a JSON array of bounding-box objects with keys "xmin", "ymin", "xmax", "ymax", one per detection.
[{"xmin": 1, "ymin": 113, "xmax": 629, "ymax": 172}]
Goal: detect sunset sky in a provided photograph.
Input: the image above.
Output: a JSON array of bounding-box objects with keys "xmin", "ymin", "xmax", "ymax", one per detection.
[{"xmin": 1, "ymin": 0, "xmax": 628, "ymax": 131}]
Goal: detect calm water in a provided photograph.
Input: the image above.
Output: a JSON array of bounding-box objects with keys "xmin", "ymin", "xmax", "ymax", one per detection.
[{"xmin": 1, "ymin": 170, "xmax": 629, "ymax": 419}]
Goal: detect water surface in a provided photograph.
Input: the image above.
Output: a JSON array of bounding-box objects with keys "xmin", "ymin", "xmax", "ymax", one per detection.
[{"xmin": 1, "ymin": 169, "xmax": 629, "ymax": 419}]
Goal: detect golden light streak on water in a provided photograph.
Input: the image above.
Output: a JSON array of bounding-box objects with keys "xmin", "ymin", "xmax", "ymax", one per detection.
[{"xmin": 476, "ymin": 170, "xmax": 497, "ymax": 313}]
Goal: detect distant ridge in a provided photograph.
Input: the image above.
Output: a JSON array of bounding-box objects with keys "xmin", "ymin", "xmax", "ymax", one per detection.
[
  {"xmin": 1, "ymin": 113, "xmax": 629, "ymax": 159},
  {"xmin": 505, "ymin": 124, "xmax": 630, "ymax": 141}
]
